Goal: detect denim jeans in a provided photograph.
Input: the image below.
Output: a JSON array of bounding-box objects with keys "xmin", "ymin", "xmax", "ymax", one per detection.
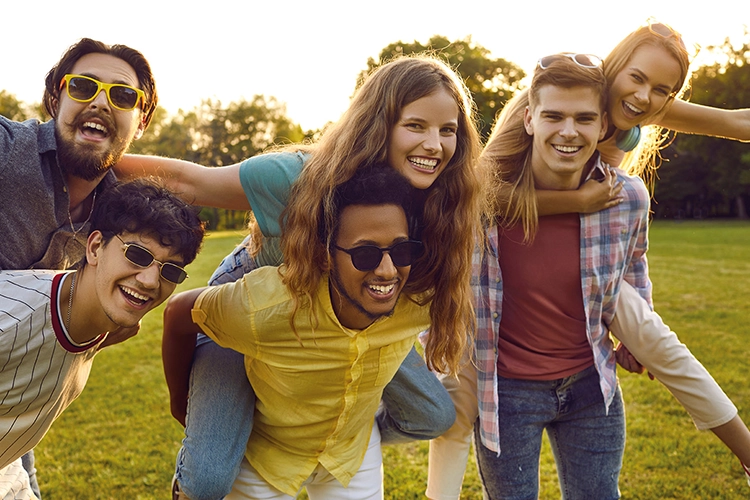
[
  {"xmin": 174, "ymin": 238, "xmax": 455, "ymax": 499},
  {"xmin": 475, "ymin": 365, "xmax": 625, "ymax": 500}
]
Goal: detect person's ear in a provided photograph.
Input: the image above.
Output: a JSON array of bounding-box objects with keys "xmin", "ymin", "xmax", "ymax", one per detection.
[
  {"xmin": 523, "ymin": 106, "xmax": 534, "ymax": 136},
  {"xmin": 86, "ymin": 230, "xmax": 105, "ymax": 267},
  {"xmin": 599, "ymin": 111, "xmax": 609, "ymax": 141},
  {"xmin": 133, "ymin": 115, "xmax": 146, "ymax": 140}
]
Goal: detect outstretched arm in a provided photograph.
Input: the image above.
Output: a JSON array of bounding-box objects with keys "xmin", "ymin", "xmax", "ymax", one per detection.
[
  {"xmin": 657, "ymin": 99, "xmax": 750, "ymax": 142},
  {"xmin": 162, "ymin": 287, "xmax": 208, "ymax": 426},
  {"xmin": 537, "ymin": 168, "xmax": 623, "ymax": 216},
  {"xmin": 115, "ymin": 155, "xmax": 251, "ymax": 210}
]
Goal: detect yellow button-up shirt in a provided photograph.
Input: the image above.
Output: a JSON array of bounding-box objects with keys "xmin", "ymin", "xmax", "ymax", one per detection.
[{"xmin": 193, "ymin": 265, "xmax": 430, "ymax": 495}]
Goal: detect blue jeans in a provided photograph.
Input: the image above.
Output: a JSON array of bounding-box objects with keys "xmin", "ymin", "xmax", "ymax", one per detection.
[
  {"xmin": 475, "ymin": 366, "xmax": 625, "ymax": 500},
  {"xmin": 174, "ymin": 239, "xmax": 455, "ymax": 499}
]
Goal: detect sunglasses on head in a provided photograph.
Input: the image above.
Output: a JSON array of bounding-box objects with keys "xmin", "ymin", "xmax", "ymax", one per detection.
[
  {"xmin": 60, "ymin": 74, "xmax": 145, "ymax": 111},
  {"xmin": 116, "ymin": 235, "xmax": 188, "ymax": 284},
  {"xmin": 333, "ymin": 240, "xmax": 423, "ymax": 272},
  {"xmin": 647, "ymin": 18, "xmax": 700, "ymax": 59},
  {"xmin": 538, "ymin": 53, "xmax": 603, "ymax": 70}
]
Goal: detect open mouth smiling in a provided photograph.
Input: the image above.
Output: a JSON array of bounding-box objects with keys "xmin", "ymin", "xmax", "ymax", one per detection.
[{"xmin": 408, "ymin": 156, "xmax": 439, "ymax": 172}]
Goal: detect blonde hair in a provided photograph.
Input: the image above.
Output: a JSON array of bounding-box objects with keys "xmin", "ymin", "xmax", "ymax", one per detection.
[
  {"xmin": 603, "ymin": 22, "xmax": 691, "ymax": 181},
  {"xmin": 480, "ymin": 55, "xmax": 607, "ymax": 241},
  {"xmin": 279, "ymin": 54, "xmax": 482, "ymax": 374}
]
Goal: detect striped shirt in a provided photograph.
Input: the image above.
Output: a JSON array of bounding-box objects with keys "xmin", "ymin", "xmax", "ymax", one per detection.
[
  {"xmin": 474, "ymin": 157, "xmax": 652, "ymax": 454},
  {"xmin": 0, "ymin": 270, "xmax": 104, "ymax": 469}
]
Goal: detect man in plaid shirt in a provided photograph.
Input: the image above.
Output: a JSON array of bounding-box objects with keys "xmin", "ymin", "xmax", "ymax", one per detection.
[{"xmin": 467, "ymin": 54, "xmax": 651, "ymax": 499}]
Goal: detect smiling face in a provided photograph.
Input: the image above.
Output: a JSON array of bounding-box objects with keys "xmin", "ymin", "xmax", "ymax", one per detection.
[
  {"xmin": 608, "ymin": 44, "xmax": 682, "ymax": 131},
  {"xmin": 525, "ymin": 85, "xmax": 607, "ymax": 190},
  {"xmin": 87, "ymin": 230, "xmax": 181, "ymax": 330},
  {"xmin": 387, "ymin": 88, "xmax": 459, "ymax": 190},
  {"xmin": 329, "ymin": 204, "xmax": 411, "ymax": 330},
  {"xmin": 54, "ymin": 52, "xmax": 146, "ymax": 181}
]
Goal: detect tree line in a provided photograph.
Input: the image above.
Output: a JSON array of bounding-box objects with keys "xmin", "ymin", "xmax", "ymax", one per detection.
[{"xmin": 2, "ymin": 34, "xmax": 748, "ymax": 227}]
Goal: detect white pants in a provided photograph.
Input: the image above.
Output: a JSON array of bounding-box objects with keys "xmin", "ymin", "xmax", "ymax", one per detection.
[
  {"xmin": 426, "ymin": 280, "xmax": 738, "ymax": 500},
  {"xmin": 0, "ymin": 459, "xmax": 37, "ymax": 500},
  {"xmin": 227, "ymin": 423, "xmax": 383, "ymax": 500}
]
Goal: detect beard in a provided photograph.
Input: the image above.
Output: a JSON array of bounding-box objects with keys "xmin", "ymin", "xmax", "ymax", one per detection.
[
  {"xmin": 54, "ymin": 113, "xmax": 131, "ymax": 181},
  {"xmin": 329, "ymin": 265, "xmax": 397, "ymax": 325}
]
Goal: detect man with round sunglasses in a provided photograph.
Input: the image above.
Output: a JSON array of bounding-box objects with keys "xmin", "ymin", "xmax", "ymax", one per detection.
[
  {"xmin": 162, "ymin": 165, "xmax": 430, "ymax": 499},
  {"xmin": 0, "ymin": 179, "xmax": 204, "ymax": 499}
]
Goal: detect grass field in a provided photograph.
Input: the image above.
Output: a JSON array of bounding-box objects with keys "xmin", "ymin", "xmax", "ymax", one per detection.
[{"xmin": 34, "ymin": 221, "xmax": 750, "ymax": 499}]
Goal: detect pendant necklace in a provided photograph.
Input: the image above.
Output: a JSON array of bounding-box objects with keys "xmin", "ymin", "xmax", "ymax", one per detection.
[{"xmin": 67, "ymin": 189, "xmax": 97, "ymax": 239}]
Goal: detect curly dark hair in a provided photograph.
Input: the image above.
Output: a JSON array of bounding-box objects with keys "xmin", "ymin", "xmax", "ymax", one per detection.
[{"xmin": 90, "ymin": 178, "xmax": 205, "ymax": 265}]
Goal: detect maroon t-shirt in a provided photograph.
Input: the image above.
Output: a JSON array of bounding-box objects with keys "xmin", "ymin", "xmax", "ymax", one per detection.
[{"xmin": 497, "ymin": 214, "xmax": 594, "ymax": 380}]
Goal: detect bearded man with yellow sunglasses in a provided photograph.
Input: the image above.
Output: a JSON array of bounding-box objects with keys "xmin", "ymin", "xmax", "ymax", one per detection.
[{"xmin": 0, "ymin": 38, "xmax": 158, "ymax": 499}]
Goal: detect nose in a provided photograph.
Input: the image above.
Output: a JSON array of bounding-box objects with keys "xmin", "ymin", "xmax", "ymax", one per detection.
[
  {"xmin": 422, "ymin": 128, "xmax": 441, "ymax": 153},
  {"xmin": 136, "ymin": 262, "xmax": 162, "ymax": 289},
  {"xmin": 559, "ymin": 117, "xmax": 578, "ymax": 139},
  {"xmin": 633, "ymin": 85, "xmax": 649, "ymax": 104},
  {"xmin": 373, "ymin": 252, "xmax": 398, "ymax": 280},
  {"xmin": 89, "ymin": 88, "xmax": 112, "ymax": 110}
]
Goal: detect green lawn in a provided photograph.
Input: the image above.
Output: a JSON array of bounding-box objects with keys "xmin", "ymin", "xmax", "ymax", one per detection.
[{"xmin": 35, "ymin": 221, "xmax": 750, "ymax": 498}]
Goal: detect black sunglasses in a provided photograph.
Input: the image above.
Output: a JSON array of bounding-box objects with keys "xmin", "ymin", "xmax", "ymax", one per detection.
[
  {"xmin": 333, "ymin": 240, "xmax": 423, "ymax": 272},
  {"xmin": 116, "ymin": 235, "xmax": 188, "ymax": 284}
]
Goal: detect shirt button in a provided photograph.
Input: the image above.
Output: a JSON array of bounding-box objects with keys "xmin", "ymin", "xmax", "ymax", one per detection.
[{"xmin": 492, "ymin": 312, "xmax": 498, "ymax": 319}]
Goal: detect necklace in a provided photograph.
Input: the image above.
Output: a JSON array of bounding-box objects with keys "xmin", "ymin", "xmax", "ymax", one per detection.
[
  {"xmin": 67, "ymin": 189, "xmax": 97, "ymax": 239},
  {"xmin": 67, "ymin": 272, "xmax": 76, "ymax": 331}
]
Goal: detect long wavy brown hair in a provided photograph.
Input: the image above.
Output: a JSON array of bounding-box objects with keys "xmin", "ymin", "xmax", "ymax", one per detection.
[
  {"xmin": 479, "ymin": 56, "xmax": 607, "ymax": 241},
  {"xmin": 279, "ymin": 54, "xmax": 482, "ymax": 374}
]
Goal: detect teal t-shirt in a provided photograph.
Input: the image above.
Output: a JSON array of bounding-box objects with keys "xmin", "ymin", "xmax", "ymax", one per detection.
[{"xmin": 238, "ymin": 151, "xmax": 308, "ymax": 267}]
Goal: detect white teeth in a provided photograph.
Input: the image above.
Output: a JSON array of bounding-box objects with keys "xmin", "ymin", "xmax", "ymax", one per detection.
[
  {"xmin": 553, "ymin": 145, "xmax": 581, "ymax": 153},
  {"xmin": 624, "ymin": 101, "xmax": 643, "ymax": 115},
  {"xmin": 369, "ymin": 284, "xmax": 395, "ymax": 295},
  {"xmin": 121, "ymin": 286, "xmax": 148, "ymax": 302},
  {"xmin": 408, "ymin": 157, "xmax": 438, "ymax": 170},
  {"xmin": 83, "ymin": 122, "xmax": 108, "ymax": 133}
]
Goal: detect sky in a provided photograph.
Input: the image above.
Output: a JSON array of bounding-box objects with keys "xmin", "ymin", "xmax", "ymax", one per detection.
[{"xmin": 2, "ymin": 1, "xmax": 747, "ymax": 131}]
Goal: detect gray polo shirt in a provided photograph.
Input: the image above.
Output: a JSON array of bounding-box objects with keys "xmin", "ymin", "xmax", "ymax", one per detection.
[{"xmin": 0, "ymin": 115, "xmax": 116, "ymax": 270}]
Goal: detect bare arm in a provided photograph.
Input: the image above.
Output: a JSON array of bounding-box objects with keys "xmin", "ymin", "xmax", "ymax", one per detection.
[
  {"xmin": 115, "ymin": 154, "xmax": 252, "ymax": 210},
  {"xmin": 537, "ymin": 168, "xmax": 623, "ymax": 216},
  {"xmin": 162, "ymin": 287, "xmax": 207, "ymax": 426},
  {"xmin": 657, "ymin": 99, "xmax": 750, "ymax": 142}
]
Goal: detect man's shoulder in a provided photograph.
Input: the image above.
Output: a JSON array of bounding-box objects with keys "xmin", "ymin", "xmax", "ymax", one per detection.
[{"xmin": 0, "ymin": 270, "xmax": 58, "ymax": 329}]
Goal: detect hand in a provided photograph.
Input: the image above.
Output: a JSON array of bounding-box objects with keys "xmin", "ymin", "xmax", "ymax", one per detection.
[
  {"xmin": 579, "ymin": 168, "xmax": 623, "ymax": 213},
  {"xmin": 97, "ymin": 323, "xmax": 141, "ymax": 350},
  {"xmin": 171, "ymin": 395, "xmax": 188, "ymax": 427},
  {"xmin": 615, "ymin": 343, "xmax": 644, "ymax": 374}
]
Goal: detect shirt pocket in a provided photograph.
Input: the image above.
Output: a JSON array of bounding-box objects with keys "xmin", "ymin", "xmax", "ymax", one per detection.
[{"xmin": 374, "ymin": 343, "xmax": 405, "ymax": 388}]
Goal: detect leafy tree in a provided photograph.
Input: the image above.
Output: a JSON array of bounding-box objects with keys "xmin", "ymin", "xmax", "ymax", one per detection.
[
  {"xmin": 656, "ymin": 32, "xmax": 750, "ymax": 218},
  {"xmin": 130, "ymin": 95, "xmax": 309, "ymax": 229},
  {"xmin": 362, "ymin": 35, "xmax": 525, "ymax": 138},
  {"xmin": 0, "ymin": 90, "xmax": 29, "ymax": 121}
]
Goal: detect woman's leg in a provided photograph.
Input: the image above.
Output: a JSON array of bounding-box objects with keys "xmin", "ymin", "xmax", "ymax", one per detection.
[
  {"xmin": 174, "ymin": 339, "xmax": 255, "ymax": 500},
  {"xmin": 376, "ymin": 346, "xmax": 456, "ymax": 444},
  {"xmin": 612, "ymin": 281, "xmax": 750, "ymax": 466},
  {"xmin": 426, "ymin": 357, "xmax": 478, "ymax": 500}
]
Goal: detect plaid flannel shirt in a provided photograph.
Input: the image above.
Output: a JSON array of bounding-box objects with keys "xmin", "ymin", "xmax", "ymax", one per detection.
[{"xmin": 474, "ymin": 156, "xmax": 652, "ymax": 454}]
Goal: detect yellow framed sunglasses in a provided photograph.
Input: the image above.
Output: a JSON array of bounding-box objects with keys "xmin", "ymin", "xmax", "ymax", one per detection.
[{"xmin": 60, "ymin": 74, "xmax": 145, "ymax": 111}]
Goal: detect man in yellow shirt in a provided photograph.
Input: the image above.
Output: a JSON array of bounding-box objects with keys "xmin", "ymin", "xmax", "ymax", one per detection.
[{"xmin": 162, "ymin": 164, "xmax": 430, "ymax": 499}]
